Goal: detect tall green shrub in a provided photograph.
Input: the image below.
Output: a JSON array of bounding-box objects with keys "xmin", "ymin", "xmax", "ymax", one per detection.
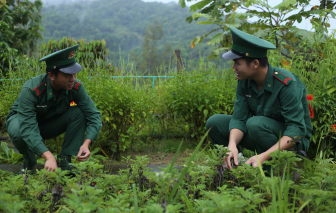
[
  {"xmin": 80, "ymin": 71, "xmax": 153, "ymax": 160},
  {"xmin": 280, "ymin": 33, "xmax": 336, "ymax": 157},
  {"xmin": 162, "ymin": 64, "xmax": 236, "ymax": 141}
]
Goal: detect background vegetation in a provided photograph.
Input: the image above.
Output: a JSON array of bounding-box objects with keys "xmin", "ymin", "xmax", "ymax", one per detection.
[{"xmin": 40, "ymin": 0, "xmax": 217, "ymax": 67}]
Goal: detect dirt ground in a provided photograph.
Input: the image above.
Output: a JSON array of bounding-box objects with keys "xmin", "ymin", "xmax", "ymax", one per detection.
[
  {"xmin": 1, "ymin": 135, "xmax": 196, "ymax": 167},
  {"xmin": 128, "ymin": 150, "xmax": 192, "ymax": 166},
  {"xmin": 103, "ymin": 149, "xmax": 194, "ymax": 166}
]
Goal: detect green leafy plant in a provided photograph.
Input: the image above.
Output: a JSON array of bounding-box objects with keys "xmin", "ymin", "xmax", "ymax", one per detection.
[{"xmin": 0, "ymin": 142, "xmax": 23, "ymax": 164}]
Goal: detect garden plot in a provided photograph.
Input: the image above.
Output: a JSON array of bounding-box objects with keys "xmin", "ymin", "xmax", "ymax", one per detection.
[{"xmin": 1, "ymin": 142, "xmax": 336, "ymax": 212}]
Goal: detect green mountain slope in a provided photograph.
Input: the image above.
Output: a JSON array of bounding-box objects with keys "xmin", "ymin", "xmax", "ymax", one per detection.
[{"xmin": 41, "ymin": 0, "xmax": 217, "ymax": 60}]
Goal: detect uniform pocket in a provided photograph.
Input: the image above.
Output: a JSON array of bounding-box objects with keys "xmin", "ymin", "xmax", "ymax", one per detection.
[
  {"xmin": 264, "ymin": 104, "xmax": 283, "ymax": 121},
  {"xmin": 246, "ymin": 98, "xmax": 258, "ymax": 115},
  {"xmin": 36, "ymin": 106, "xmax": 47, "ymax": 116}
]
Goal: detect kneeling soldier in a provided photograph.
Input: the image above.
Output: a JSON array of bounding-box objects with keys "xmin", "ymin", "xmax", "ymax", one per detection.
[
  {"xmin": 5, "ymin": 45, "xmax": 102, "ymax": 174},
  {"xmin": 206, "ymin": 27, "xmax": 312, "ymax": 170}
]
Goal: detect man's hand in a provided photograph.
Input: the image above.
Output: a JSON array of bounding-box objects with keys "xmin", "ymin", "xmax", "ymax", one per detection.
[
  {"xmin": 224, "ymin": 144, "xmax": 239, "ymax": 169},
  {"xmin": 245, "ymin": 154, "xmax": 266, "ymax": 167},
  {"xmin": 77, "ymin": 139, "xmax": 91, "ymax": 162},
  {"xmin": 41, "ymin": 151, "xmax": 57, "ymax": 172}
]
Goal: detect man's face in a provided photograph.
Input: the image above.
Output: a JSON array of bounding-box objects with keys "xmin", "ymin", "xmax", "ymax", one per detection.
[
  {"xmin": 51, "ymin": 72, "xmax": 77, "ymax": 91},
  {"xmin": 232, "ymin": 58, "xmax": 255, "ymax": 80}
]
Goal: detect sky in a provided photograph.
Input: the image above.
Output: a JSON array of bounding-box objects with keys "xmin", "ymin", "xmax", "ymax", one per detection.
[{"xmin": 142, "ymin": 0, "xmax": 336, "ymax": 33}]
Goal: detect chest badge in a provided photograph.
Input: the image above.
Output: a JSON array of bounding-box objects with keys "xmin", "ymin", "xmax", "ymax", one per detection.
[
  {"xmin": 268, "ymin": 84, "xmax": 271, "ymax": 87},
  {"xmin": 245, "ymin": 95, "xmax": 251, "ymax": 98}
]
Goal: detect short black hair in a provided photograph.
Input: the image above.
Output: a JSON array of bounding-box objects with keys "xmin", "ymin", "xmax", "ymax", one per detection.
[
  {"xmin": 46, "ymin": 68, "xmax": 60, "ymax": 77},
  {"xmin": 241, "ymin": 57, "xmax": 268, "ymax": 68}
]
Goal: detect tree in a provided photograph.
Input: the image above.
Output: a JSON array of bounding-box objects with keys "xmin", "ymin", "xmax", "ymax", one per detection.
[
  {"xmin": 0, "ymin": 0, "xmax": 43, "ymax": 75},
  {"xmin": 178, "ymin": 0, "xmax": 336, "ymax": 60},
  {"xmin": 133, "ymin": 20, "xmax": 173, "ymax": 75}
]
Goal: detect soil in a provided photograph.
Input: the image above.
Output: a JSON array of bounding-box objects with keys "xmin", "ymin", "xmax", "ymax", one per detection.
[{"xmin": 123, "ymin": 150, "xmax": 192, "ymax": 166}]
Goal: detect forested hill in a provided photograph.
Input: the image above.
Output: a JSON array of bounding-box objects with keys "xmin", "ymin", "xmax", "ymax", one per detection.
[{"xmin": 41, "ymin": 0, "xmax": 216, "ymax": 60}]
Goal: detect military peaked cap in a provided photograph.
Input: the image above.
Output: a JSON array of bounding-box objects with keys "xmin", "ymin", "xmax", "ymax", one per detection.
[
  {"xmin": 222, "ymin": 27, "xmax": 276, "ymax": 60},
  {"xmin": 39, "ymin": 44, "xmax": 82, "ymax": 74}
]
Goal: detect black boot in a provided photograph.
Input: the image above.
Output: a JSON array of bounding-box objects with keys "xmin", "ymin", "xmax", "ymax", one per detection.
[{"xmin": 57, "ymin": 155, "xmax": 79, "ymax": 177}]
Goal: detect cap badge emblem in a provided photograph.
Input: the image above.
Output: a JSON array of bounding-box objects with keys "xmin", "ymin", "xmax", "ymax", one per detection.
[
  {"xmin": 245, "ymin": 53, "xmax": 249, "ymax": 56},
  {"xmin": 68, "ymin": 51, "xmax": 75, "ymax": 59},
  {"xmin": 268, "ymin": 84, "xmax": 271, "ymax": 87}
]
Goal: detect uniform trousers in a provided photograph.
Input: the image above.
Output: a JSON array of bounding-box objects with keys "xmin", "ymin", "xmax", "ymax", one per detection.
[
  {"xmin": 6, "ymin": 106, "xmax": 87, "ymax": 167},
  {"xmin": 206, "ymin": 114, "xmax": 286, "ymax": 155}
]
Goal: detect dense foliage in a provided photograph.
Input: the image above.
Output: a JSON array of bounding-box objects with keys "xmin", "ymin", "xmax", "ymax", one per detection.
[
  {"xmin": 0, "ymin": 0, "xmax": 43, "ymax": 75},
  {"xmin": 179, "ymin": 0, "xmax": 336, "ymax": 59},
  {"xmin": 0, "ymin": 141, "xmax": 336, "ymax": 212},
  {"xmin": 40, "ymin": 38, "xmax": 110, "ymax": 69}
]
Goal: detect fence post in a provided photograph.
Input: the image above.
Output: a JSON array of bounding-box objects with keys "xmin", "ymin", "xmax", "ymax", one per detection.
[{"xmin": 174, "ymin": 49, "xmax": 183, "ymax": 73}]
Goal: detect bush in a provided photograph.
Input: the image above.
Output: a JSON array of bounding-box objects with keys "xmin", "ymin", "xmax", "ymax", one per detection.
[
  {"xmin": 283, "ymin": 33, "xmax": 336, "ymax": 157},
  {"xmin": 79, "ymin": 69, "xmax": 153, "ymax": 160},
  {"xmin": 39, "ymin": 37, "xmax": 109, "ymax": 68},
  {"xmin": 162, "ymin": 62, "xmax": 236, "ymax": 141}
]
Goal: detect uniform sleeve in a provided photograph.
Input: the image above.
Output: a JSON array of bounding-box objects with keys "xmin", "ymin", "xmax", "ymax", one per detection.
[
  {"xmin": 17, "ymin": 88, "xmax": 49, "ymax": 157},
  {"xmin": 279, "ymin": 82, "xmax": 306, "ymax": 140},
  {"xmin": 229, "ymin": 81, "xmax": 253, "ymax": 133},
  {"xmin": 74, "ymin": 84, "xmax": 102, "ymax": 143}
]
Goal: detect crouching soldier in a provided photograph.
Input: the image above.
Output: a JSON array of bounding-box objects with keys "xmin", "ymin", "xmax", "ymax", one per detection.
[
  {"xmin": 5, "ymin": 45, "xmax": 102, "ymax": 174},
  {"xmin": 206, "ymin": 27, "xmax": 312, "ymax": 170}
]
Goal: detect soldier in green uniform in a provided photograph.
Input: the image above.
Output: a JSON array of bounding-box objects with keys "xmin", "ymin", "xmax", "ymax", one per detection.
[
  {"xmin": 206, "ymin": 27, "xmax": 312, "ymax": 170},
  {"xmin": 5, "ymin": 45, "xmax": 102, "ymax": 174}
]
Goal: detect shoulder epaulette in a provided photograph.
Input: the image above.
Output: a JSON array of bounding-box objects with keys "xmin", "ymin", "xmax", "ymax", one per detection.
[
  {"xmin": 33, "ymin": 82, "xmax": 47, "ymax": 96},
  {"xmin": 73, "ymin": 81, "xmax": 81, "ymax": 91},
  {"xmin": 273, "ymin": 71, "xmax": 293, "ymax": 85}
]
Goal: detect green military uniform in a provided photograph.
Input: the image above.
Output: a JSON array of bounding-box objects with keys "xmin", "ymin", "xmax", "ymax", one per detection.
[
  {"xmin": 5, "ymin": 45, "xmax": 102, "ymax": 171},
  {"xmin": 206, "ymin": 27, "xmax": 312, "ymax": 155}
]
